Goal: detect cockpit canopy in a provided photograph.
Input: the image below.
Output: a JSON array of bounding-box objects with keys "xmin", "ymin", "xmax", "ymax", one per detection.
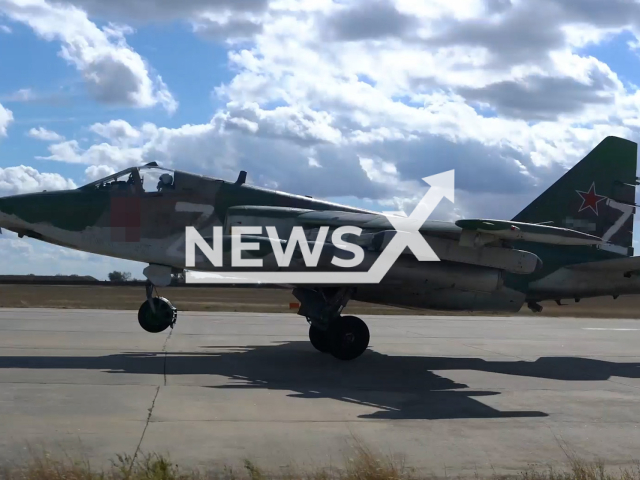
[{"xmin": 78, "ymin": 163, "xmax": 176, "ymax": 193}]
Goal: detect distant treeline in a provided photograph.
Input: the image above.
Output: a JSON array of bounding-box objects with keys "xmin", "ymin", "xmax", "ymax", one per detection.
[{"xmin": 0, "ymin": 275, "xmax": 99, "ymax": 282}]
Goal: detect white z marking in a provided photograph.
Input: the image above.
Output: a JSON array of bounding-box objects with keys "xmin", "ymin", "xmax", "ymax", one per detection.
[
  {"xmin": 602, "ymin": 199, "xmax": 633, "ymax": 243},
  {"xmin": 166, "ymin": 202, "xmax": 215, "ymax": 259}
]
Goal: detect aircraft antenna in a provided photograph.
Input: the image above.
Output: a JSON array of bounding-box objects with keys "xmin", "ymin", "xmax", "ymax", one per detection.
[{"xmin": 236, "ymin": 171, "xmax": 247, "ymax": 185}]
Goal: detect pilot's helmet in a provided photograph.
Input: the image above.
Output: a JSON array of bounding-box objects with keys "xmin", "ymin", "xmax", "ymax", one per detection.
[{"xmin": 159, "ymin": 173, "xmax": 173, "ymax": 185}]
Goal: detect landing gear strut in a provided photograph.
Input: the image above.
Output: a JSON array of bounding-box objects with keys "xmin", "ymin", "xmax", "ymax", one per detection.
[
  {"xmin": 138, "ymin": 281, "xmax": 177, "ymax": 333},
  {"xmin": 297, "ymin": 287, "xmax": 370, "ymax": 361}
]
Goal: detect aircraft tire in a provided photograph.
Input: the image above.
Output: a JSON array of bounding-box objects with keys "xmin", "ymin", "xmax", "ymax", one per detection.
[
  {"xmin": 138, "ymin": 297, "xmax": 177, "ymax": 333},
  {"xmin": 309, "ymin": 324, "xmax": 331, "ymax": 353},
  {"xmin": 328, "ymin": 315, "xmax": 370, "ymax": 361}
]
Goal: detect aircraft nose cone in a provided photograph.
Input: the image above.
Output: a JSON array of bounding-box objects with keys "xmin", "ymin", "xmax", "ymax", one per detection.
[
  {"xmin": 0, "ymin": 193, "xmax": 39, "ymax": 230},
  {"xmin": 0, "ymin": 191, "xmax": 81, "ymax": 232},
  {"xmin": 0, "ymin": 189, "xmax": 110, "ymax": 234},
  {"xmin": 0, "ymin": 198, "xmax": 7, "ymax": 230},
  {"xmin": 0, "ymin": 195, "xmax": 18, "ymax": 223}
]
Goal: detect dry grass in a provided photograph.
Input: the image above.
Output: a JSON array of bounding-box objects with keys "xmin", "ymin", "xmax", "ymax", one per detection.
[
  {"xmin": 0, "ymin": 285, "xmax": 411, "ymax": 315},
  {"xmin": 519, "ymin": 460, "xmax": 640, "ymax": 480},
  {"xmin": 1, "ymin": 445, "xmax": 640, "ymax": 480},
  {"xmin": 0, "ymin": 447, "xmax": 408, "ymax": 480}
]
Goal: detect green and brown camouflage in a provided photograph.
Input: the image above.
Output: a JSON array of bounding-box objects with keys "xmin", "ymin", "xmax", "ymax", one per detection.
[
  {"xmin": 0, "ymin": 136, "xmax": 638, "ymax": 314},
  {"xmin": 513, "ymin": 136, "xmax": 636, "ymax": 252},
  {"xmin": 505, "ymin": 136, "xmax": 638, "ymax": 300}
]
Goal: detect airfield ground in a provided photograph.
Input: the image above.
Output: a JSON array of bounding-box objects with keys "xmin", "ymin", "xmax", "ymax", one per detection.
[
  {"xmin": 0, "ymin": 307, "xmax": 639, "ymax": 476},
  {"xmin": 1, "ymin": 284, "xmax": 640, "ymax": 317}
]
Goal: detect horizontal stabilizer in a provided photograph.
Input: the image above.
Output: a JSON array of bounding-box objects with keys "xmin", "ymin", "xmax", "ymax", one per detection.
[{"xmin": 455, "ymin": 219, "xmax": 603, "ymax": 246}]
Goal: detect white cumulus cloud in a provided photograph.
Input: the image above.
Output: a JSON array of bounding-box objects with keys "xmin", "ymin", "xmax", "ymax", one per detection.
[
  {"xmin": 84, "ymin": 164, "xmax": 116, "ymax": 181},
  {"xmin": 27, "ymin": 127, "xmax": 65, "ymax": 141},
  {"xmin": 90, "ymin": 119, "xmax": 141, "ymax": 145},
  {"xmin": 0, "ymin": 166, "xmax": 76, "ymax": 195},
  {"xmin": 37, "ymin": 139, "xmax": 144, "ymax": 169},
  {"xmin": 19, "ymin": 0, "xmax": 640, "ymax": 219},
  {"xmin": 0, "ymin": 103, "xmax": 13, "ymax": 136},
  {"xmin": 0, "ymin": 0, "xmax": 177, "ymax": 113}
]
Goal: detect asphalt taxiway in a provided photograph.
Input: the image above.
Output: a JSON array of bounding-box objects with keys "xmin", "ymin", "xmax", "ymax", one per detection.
[{"xmin": 0, "ymin": 309, "xmax": 639, "ymax": 475}]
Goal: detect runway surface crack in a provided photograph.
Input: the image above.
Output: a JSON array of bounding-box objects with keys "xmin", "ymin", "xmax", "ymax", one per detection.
[
  {"xmin": 162, "ymin": 328, "xmax": 173, "ymax": 386},
  {"xmin": 128, "ymin": 386, "xmax": 160, "ymax": 471},
  {"xmin": 128, "ymin": 328, "xmax": 173, "ymax": 470}
]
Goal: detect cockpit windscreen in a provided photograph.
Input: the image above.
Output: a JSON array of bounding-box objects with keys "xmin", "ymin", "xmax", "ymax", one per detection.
[{"xmin": 78, "ymin": 165, "xmax": 176, "ymax": 193}]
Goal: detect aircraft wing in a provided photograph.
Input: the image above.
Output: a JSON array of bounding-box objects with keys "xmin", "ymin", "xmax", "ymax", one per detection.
[
  {"xmin": 227, "ymin": 206, "xmax": 603, "ymax": 246},
  {"xmin": 296, "ymin": 210, "xmax": 462, "ymax": 238},
  {"xmin": 223, "ymin": 207, "xmax": 607, "ymax": 276},
  {"xmin": 454, "ymin": 219, "xmax": 603, "ymax": 246},
  {"xmin": 227, "ymin": 206, "xmax": 460, "ymax": 238}
]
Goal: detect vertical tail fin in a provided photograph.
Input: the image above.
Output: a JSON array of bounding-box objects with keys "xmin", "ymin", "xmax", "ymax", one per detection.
[{"xmin": 513, "ymin": 136, "xmax": 637, "ymax": 256}]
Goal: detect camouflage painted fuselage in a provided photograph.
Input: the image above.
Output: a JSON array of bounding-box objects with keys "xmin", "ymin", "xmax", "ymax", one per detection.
[
  {"xmin": 0, "ymin": 166, "xmax": 637, "ymax": 315},
  {"xmin": 0, "ymin": 170, "xmax": 366, "ymax": 268},
  {"xmin": 1, "ymin": 135, "xmax": 639, "ymax": 314}
]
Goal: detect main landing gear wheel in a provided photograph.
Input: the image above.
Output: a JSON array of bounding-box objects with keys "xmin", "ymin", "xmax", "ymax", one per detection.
[
  {"xmin": 309, "ymin": 324, "xmax": 331, "ymax": 353},
  {"xmin": 138, "ymin": 297, "xmax": 177, "ymax": 333},
  {"xmin": 328, "ymin": 315, "xmax": 370, "ymax": 361}
]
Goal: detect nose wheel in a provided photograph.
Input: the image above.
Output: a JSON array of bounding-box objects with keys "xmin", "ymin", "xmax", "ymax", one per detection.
[
  {"xmin": 138, "ymin": 297, "xmax": 177, "ymax": 333},
  {"xmin": 138, "ymin": 281, "xmax": 177, "ymax": 333}
]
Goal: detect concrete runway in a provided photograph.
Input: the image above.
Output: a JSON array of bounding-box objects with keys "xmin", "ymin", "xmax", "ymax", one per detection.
[{"xmin": 0, "ymin": 309, "xmax": 639, "ymax": 475}]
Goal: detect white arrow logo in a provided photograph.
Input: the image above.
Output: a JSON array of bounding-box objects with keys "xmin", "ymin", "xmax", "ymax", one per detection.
[
  {"xmin": 383, "ymin": 170, "xmax": 454, "ymax": 261},
  {"xmin": 186, "ymin": 170, "xmax": 454, "ymax": 284}
]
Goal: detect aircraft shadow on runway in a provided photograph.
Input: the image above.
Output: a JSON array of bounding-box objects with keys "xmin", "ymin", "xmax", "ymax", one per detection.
[{"xmin": 1, "ymin": 341, "xmax": 639, "ymax": 420}]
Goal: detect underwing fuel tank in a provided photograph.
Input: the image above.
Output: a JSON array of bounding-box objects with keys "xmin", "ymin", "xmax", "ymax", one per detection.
[
  {"xmin": 189, "ymin": 233, "xmax": 506, "ymax": 293},
  {"xmin": 359, "ymin": 231, "xmax": 541, "ymax": 274},
  {"xmin": 384, "ymin": 259, "xmax": 505, "ymax": 294},
  {"xmin": 225, "ymin": 212, "xmax": 542, "ymax": 275},
  {"xmin": 224, "ymin": 207, "xmax": 542, "ymax": 275}
]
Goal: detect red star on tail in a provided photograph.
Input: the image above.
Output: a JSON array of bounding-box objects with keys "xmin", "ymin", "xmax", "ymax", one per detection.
[{"xmin": 576, "ymin": 182, "xmax": 606, "ymax": 215}]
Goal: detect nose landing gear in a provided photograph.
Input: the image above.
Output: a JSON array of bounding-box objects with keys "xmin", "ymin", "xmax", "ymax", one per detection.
[
  {"xmin": 138, "ymin": 280, "xmax": 177, "ymax": 333},
  {"xmin": 138, "ymin": 297, "xmax": 177, "ymax": 333}
]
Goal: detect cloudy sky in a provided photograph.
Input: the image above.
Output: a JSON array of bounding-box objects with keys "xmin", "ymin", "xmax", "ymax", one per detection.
[{"xmin": 0, "ymin": 0, "xmax": 640, "ymax": 279}]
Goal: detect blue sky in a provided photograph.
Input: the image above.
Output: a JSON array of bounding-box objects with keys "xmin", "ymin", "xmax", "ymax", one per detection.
[
  {"xmin": 1, "ymin": 0, "xmax": 640, "ymax": 279},
  {"xmin": 0, "ymin": 19, "xmax": 232, "ymax": 183}
]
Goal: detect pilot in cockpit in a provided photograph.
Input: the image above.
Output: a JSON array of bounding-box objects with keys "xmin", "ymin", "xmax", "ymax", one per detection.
[{"xmin": 157, "ymin": 173, "xmax": 175, "ymax": 192}]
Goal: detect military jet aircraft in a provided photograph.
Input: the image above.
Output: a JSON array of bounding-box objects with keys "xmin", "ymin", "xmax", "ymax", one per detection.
[{"xmin": 0, "ymin": 136, "xmax": 638, "ymax": 361}]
